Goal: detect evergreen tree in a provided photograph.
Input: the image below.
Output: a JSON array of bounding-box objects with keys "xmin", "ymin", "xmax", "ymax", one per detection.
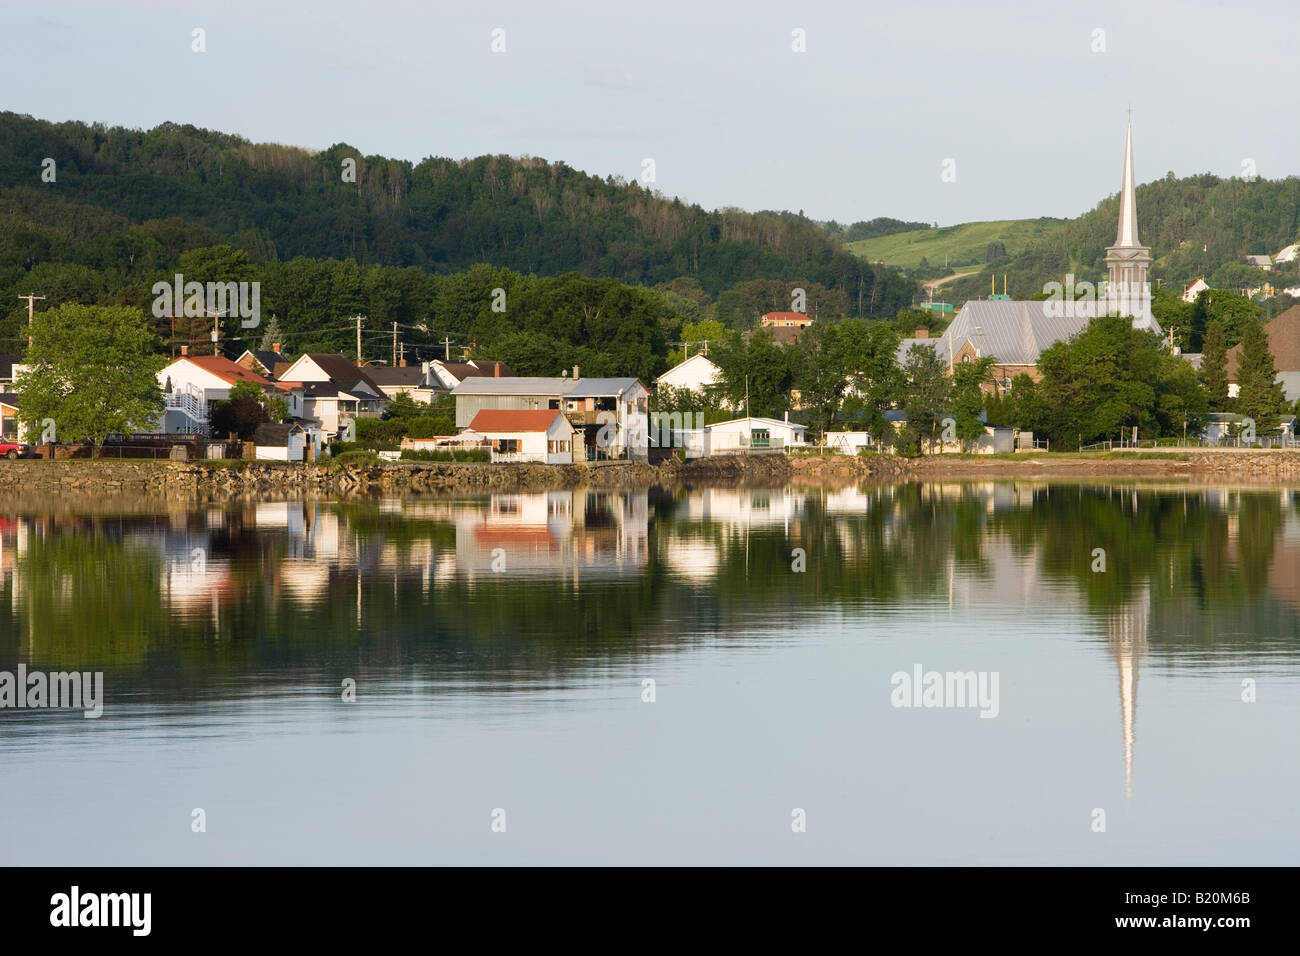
[
  {"xmin": 1235, "ymin": 318, "xmax": 1287, "ymax": 430},
  {"xmin": 951, "ymin": 356, "xmax": 996, "ymax": 450},
  {"xmin": 1199, "ymin": 320, "xmax": 1229, "ymax": 409},
  {"xmin": 259, "ymin": 313, "xmax": 285, "ymax": 351},
  {"xmin": 900, "ymin": 344, "xmax": 951, "ymax": 453}
]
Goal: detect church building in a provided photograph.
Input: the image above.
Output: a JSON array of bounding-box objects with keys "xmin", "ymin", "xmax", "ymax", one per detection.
[{"xmin": 899, "ymin": 121, "xmax": 1163, "ymax": 389}]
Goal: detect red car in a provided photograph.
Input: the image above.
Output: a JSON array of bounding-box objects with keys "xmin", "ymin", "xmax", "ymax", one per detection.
[{"xmin": 0, "ymin": 440, "xmax": 34, "ymax": 459}]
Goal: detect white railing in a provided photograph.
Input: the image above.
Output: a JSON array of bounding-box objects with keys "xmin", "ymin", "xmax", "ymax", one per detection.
[{"xmin": 165, "ymin": 384, "xmax": 207, "ymax": 423}]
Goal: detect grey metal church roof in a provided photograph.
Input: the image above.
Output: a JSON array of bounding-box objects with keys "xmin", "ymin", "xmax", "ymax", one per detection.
[{"xmin": 452, "ymin": 376, "xmax": 644, "ymax": 397}]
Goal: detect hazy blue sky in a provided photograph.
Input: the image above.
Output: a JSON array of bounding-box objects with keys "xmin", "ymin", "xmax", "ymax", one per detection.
[{"xmin": 2, "ymin": 0, "xmax": 1296, "ymax": 225}]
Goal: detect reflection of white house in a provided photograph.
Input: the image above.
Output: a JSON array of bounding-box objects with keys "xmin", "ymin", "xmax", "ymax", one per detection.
[
  {"xmin": 656, "ymin": 353, "xmax": 724, "ymax": 398},
  {"xmin": 451, "ymin": 490, "xmax": 649, "ymax": 579},
  {"xmin": 468, "ymin": 409, "xmax": 576, "ymax": 464},
  {"xmin": 671, "ymin": 487, "xmax": 808, "ymax": 529}
]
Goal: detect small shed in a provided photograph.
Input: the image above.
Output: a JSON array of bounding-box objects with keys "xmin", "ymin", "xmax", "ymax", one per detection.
[{"xmin": 253, "ymin": 422, "xmax": 307, "ymax": 462}]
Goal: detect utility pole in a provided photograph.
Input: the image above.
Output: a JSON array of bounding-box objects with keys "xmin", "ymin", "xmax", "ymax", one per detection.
[
  {"xmin": 393, "ymin": 321, "xmax": 398, "ymax": 367},
  {"xmin": 399, "ymin": 341, "xmax": 405, "ymax": 366},
  {"xmin": 18, "ymin": 293, "xmax": 45, "ymax": 349},
  {"xmin": 203, "ymin": 309, "xmax": 227, "ymax": 355},
  {"xmin": 443, "ymin": 337, "xmax": 451, "ymax": 361},
  {"xmin": 356, "ymin": 316, "xmax": 363, "ymax": 364}
]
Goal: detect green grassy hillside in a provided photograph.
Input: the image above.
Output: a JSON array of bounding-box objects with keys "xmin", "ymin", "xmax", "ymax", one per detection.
[{"xmin": 847, "ymin": 218, "xmax": 1067, "ymax": 269}]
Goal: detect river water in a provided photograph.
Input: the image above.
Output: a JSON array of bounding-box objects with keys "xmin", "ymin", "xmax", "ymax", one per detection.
[{"xmin": 1, "ymin": 482, "xmax": 1297, "ymax": 864}]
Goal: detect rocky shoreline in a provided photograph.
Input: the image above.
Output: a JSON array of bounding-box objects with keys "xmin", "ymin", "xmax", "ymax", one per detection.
[{"xmin": 0, "ymin": 450, "xmax": 1298, "ymax": 502}]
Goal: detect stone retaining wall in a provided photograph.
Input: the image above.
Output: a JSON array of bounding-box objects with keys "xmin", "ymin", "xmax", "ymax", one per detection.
[{"xmin": 1, "ymin": 451, "xmax": 1298, "ymax": 502}]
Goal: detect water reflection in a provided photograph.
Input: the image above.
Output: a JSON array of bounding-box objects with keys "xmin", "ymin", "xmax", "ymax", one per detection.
[{"xmin": 2, "ymin": 483, "xmax": 1299, "ymax": 808}]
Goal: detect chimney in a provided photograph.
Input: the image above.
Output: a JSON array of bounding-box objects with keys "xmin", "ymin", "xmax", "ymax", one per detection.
[
  {"xmin": 915, "ymin": 328, "xmax": 929, "ymax": 339},
  {"xmin": 494, "ymin": 361, "xmax": 501, "ymax": 377},
  {"xmin": 399, "ymin": 358, "xmax": 407, "ymax": 367},
  {"xmin": 180, "ymin": 345, "xmax": 189, "ymax": 357},
  {"xmin": 272, "ymin": 342, "xmax": 281, "ymax": 353},
  {"xmin": 572, "ymin": 365, "xmax": 579, "ymax": 380}
]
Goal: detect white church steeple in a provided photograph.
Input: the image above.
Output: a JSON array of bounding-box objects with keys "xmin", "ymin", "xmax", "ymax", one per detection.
[{"xmin": 1105, "ymin": 117, "xmax": 1161, "ymax": 334}]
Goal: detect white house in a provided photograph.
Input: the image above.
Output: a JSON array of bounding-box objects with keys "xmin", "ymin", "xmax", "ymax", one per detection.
[
  {"xmin": 656, "ymin": 353, "xmax": 724, "ymax": 397},
  {"xmin": 666, "ymin": 415, "xmax": 809, "ymax": 458},
  {"xmin": 1182, "ymin": 278, "xmax": 1210, "ymax": 303},
  {"xmin": 429, "ymin": 359, "xmax": 514, "ymax": 390},
  {"xmin": 1275, "ymin": 243, "xmax": 1299, "ymax": 265},
  {"xmin": 156, "ymin": 352, "xmax": 279, "ymax": 434},
  {"xmin": 467, "ymin": 409, "xmax": 576, "ymax": 464},
  {"xmin": 367, "ymin": 364, "xmax": 442, "ymax": 404},
  {"xmin": 704, "ymin": 416, "xmax": 807, "ymax": 454},
  {"xmin": 288, "ymin": 383, "xmax": 383, "ymax": 440},
  {"xmin": 1245, "ymin": 254, "xmax": 1273, "ymax": 269}
]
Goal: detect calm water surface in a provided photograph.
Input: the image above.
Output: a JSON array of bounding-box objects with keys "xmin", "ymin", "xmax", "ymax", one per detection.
[{"xmin": 1, "ymin": 482, "xmax": 1297, "ymax": 864}]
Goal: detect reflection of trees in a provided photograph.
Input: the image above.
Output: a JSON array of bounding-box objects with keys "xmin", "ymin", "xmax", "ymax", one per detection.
[
  {"xmin": 2, "ymin": 485, "xmax": 1294, "ymax": 698},
  {"xmin": 8, "ymin": 531, "xmax": 165, "ymax": 668},
  {"xmin": 985, "ymin": 486, "xmax": 1292, "ymax": 651}
]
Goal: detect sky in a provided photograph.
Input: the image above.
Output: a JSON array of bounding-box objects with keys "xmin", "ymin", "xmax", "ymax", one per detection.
[{"xmin": 2, "ymin": 0, "xmax": 1297, "ymax": 226}]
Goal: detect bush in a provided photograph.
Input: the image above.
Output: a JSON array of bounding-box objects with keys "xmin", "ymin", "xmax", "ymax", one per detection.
[
  {"xmin": 330, "ymin": 439, "xmax": 400, "ymax": 454},
  {"xmin": 399, "ymin": 448, "xmax": 489, "ymax": 463},
  {"xmin": 891, "ymin": 423, "xmax": 922, "ymax": 458},
  {"xmin": 353, "ymin": 418, "xmax": 405, "ymax": 444},
  {"xmin": 330, "ymin": 450, "xmax": 381, "ymax": 467}
]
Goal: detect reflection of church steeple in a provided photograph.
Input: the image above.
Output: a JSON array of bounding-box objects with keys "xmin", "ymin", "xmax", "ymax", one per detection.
[{"xmin": 1106, "ymin": 592, "xmax": 1149, "ymax": 798}]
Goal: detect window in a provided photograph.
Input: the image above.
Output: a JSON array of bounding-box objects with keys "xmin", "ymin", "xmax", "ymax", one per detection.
[
  {"xmin": 493, "ymin": 439, "xmax": 520, "ymax": 453},
  {"xmin": 548, "ymin": 440, "xmax": 571, "ymax": 454}
]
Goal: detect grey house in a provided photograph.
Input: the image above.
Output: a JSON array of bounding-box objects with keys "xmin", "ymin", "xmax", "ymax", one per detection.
[{"xmin": 452, "ymin": 373, "xmax": 650, "ymax": 460}]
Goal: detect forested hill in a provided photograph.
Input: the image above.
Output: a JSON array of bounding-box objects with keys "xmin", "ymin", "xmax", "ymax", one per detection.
[
  {"xmin": 0, "ymin": 112, "xmax": 912, "ymax": 316},
  {"xmin": 939, "ymin": 172, "xmax": 1300, "ymax": 304}
]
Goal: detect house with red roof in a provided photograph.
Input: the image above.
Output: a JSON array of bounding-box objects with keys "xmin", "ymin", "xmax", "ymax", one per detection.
[
  {"xmin": 467, "ymin": 409, "xmax": 576, "ymax": 464},
  {"xmin": 155, "ymin": 347, "xmax": 278, "ymax": 434}
]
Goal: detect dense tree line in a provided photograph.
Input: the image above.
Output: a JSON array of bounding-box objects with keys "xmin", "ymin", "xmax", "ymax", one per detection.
[
  {"xmin": 0, "ymin": 111, "xmax": 916, "ymax": 349},
  {"xmin": 820, "ymin": 217, "xmax": 933, "ymax": 242}
]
